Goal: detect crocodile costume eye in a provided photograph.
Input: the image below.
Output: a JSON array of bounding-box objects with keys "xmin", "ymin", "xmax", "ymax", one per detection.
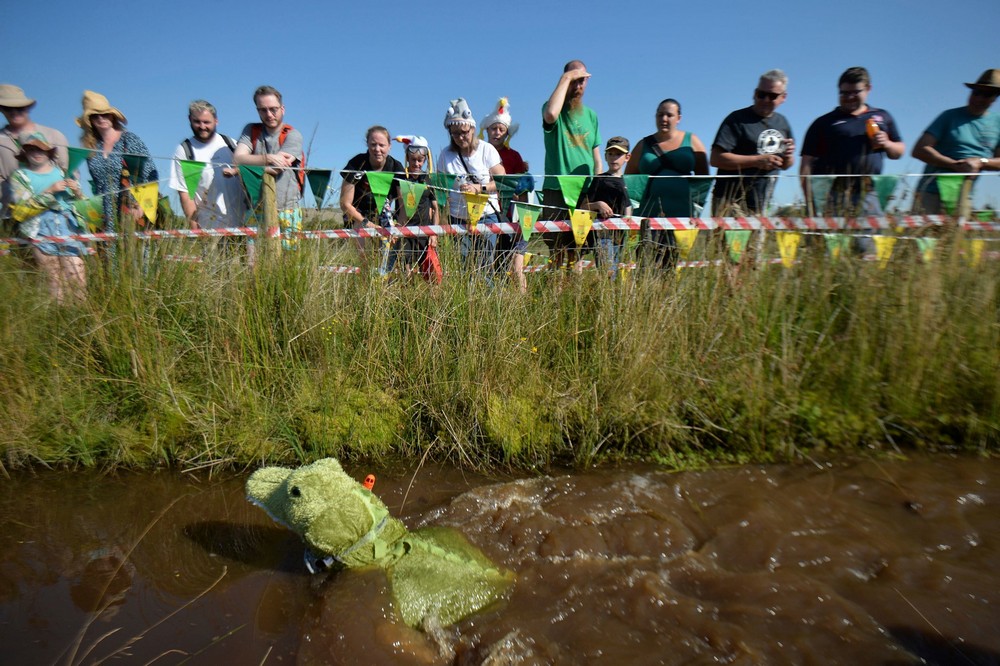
[{"xmin": 290, "ymin": 486, "xmax": 301, "ymax": 498}]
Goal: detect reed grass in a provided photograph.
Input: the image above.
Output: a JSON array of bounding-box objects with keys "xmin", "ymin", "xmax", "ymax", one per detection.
[{"xmin": 1, "ymin": 230, "xmax": 997, "ymax": 472}]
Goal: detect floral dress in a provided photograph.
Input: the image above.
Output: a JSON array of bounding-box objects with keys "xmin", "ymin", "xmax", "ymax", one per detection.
[{"xmin": 86, "ymin": 130, "xmax": 158, "ymax": 233}]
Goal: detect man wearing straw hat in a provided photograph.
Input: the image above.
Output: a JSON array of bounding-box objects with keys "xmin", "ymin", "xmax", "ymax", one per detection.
[
  {"xmin": 911, "ymin": 69, "xmax": 1000, "ymax": 215},
  {"xmin": 0, "ymin": 85, "xmax": 69, "ymax": 221}
]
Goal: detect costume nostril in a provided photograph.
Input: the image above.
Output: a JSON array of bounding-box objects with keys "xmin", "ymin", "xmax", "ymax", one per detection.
[{"xmin": 290, "ymin": 486, "xmax": 301, "ymax": 498}]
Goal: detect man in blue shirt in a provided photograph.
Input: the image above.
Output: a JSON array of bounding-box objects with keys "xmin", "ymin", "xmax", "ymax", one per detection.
[{"xmin": 912, "ymin": 69, "xmax": 1000, "ymax": 214}]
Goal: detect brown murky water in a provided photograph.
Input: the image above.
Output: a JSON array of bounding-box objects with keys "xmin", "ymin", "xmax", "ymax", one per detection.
[{"xmin": 1, "ymin": 456, "xmax": 998, "ymax": 665}]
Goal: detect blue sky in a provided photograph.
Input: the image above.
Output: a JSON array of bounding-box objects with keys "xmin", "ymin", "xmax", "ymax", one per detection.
[{"xmin": 3, "ymin": 0, "xmax": 998, "ymax": 211}]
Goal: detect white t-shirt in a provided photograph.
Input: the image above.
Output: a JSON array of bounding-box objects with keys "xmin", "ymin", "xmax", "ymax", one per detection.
[
  {"xmin": 436, "ymin": 140, "xmax": 502, "ymax": 219},
  {"xmin": 169, "ymin": 133, "xmax": 247, "ymax": 228}
]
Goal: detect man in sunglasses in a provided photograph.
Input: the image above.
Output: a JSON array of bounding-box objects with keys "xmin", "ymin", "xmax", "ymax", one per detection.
[
  {"xmin": 800, "ymin": 67, "xmax": 904, "ymax": 252},
  {"xmin": 710, "ymin": 69, "xmax": 795, "ymax": 217},
  {"xmin": 911, "ymin": 69, "xmax": 1000, "ymax": 214},
  {"xmin": 1, "ymin": 84, "xmax": 69, "ymax": 223}
]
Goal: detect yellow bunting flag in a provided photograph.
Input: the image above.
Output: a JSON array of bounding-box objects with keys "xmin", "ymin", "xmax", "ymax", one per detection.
[
  {"xmin": 915, "ymin": 237, "xmax": 937, "ymax": 264},
  {"xmin": 131, "ymin": 182, "xmax": 159, "ymax": 224},
  {"xmin": 674, "ymin": 229, "xmax": 699, "ymax": 260},
  {"xmin": 463, "ymin": 191, "xmax": 489, "ymax": 226},
  {"xmin": 872, "ymin": 235, "xmax": 896, "ymax": 269},
  {"xmin": 776, "ymin": 231, "xmax": 801, "ymax": 268},
  {"xmin": 968, "ymin": 239, "xmax": 985, "ymax": 268},
  {"xmin": 570, "ymin": 208, "xmax": 596, "ymax": 247}
]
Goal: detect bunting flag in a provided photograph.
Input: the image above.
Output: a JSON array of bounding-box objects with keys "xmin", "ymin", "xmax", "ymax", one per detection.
[
  {"xmin": 809, "ymin": 176, "xmax": 834, "ymax": 216},
  {"xmin": 873, "ymin": 235, "xmax": 896, "ymax": 269},
  {"xmin": 871, "ymin": 175, "xmax": 899, "ymax": 211},
  {"xmin": 570, "ymin": 208, "xmax": 596, "ymax": 246},
  {"xmin": 463, "ymin": 191, "xmax": 489, "ymax": 225},
  {"xmin": 724, "ymin": 230, "xmax": 752, "ymax": 263},
  {"xmin": 824, "ymin": 233, "xmax": 851, "ymax": 260},
  {"xmin": 429, "ymin": 173, "xmax": 456, "ymax": 209},
  {"xmin": 977, "ymin": 210, "xmax": 995, "ymax": 222},
  {"xmin": 556, "ymin": 175, "xmax": 587, "ymax": 209},
  {"xmin": 397, "ymin": 179, "xmax": 427, "ymax": 218},
  {"xmin": 514, "ymin": 202, "xmax": 542, "ymax": 243},
  {"xmin": 67, "ymin": 147, "xmax": 90, "ymax": 176},
  {"xmin": 776, "ymin": 231, "xmax": 801, "ymax": 268},
  {"xmin": 366, "ymin": 172, "xmax": 395, "ymax": 214},
  {"xmin": 307, "ymin": 169, "xmax": 332, "ymax": 208},
  {"xmin": 180, "ymin": 160, "xmax": 205, "ymax": 200},
  {"xmin": 493, "ymin": 174, "xmax": 532, "ymax": 198},
  {"xmin": 122, "ymin": 154, "xmax": 148, "ymax": 180},
  {"xmin": 968, "ymin": 239, "xmax": 985, "ymax": 268},
  {"xmin": 239, "ymin": 166, "xmax": 265, "ymax": 209},
  {"xmin": 690, "ymin": 176, "xmax": 713, "ymax": 209},
  {"xmin": 74, "ymin": 196, "xmax": 104, "ymax": 232},
  {"xmin": 915, "ymin": 237, "xmax": 937, "ymax": 263},
  {"xmin": 622, "ymin": 174, "xmax": 649, "ymax": 208},
  {"xmin": 131, "ymin": 182, "xmax": 159, "ymax": 224},
  {"xmin": 936, "ymin": 175, "xmax": 965, "ymax": 215},
  {"xmin": 674, "ymin": 229, "xmax": 699, "ymax": 259}
]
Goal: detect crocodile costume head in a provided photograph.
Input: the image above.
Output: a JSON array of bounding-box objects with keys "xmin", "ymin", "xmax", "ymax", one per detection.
[{"xmin": 246, "ymin": 458, "xmax": 513, "ymax": 628}]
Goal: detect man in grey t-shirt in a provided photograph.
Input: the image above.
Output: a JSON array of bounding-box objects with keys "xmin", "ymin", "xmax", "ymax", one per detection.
[{"xmin": 234, "ymin": 85, "xmax": 304, "ymax": 249}]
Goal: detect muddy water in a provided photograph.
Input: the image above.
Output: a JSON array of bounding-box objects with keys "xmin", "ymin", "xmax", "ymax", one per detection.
[{"xmin": 1, "ymin": 456, "xmax": 998, "ymax": 665}]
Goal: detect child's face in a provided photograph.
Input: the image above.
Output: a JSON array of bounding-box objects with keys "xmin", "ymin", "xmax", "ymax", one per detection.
[
  {"xmin": 23, "ymin": 146, "xmax": 51, "ymax": 169},
  {"xmin": 406, "ymin": 150, "xmax": 427, "ymax": 172},
  {"xmin": 605, "ymin": 149, "xmax": 629, "ymax": 173}
]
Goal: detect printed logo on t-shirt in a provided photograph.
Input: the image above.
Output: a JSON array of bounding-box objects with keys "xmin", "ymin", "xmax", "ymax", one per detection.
[{"xmin": 757, "ymin": 129, "xmax": 785, "ymax": 155}]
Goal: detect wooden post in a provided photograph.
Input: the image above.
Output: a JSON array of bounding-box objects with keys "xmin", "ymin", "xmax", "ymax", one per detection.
[{"xmin": 258, "ymin": 171, "xmax": 281, "ymax": 265}]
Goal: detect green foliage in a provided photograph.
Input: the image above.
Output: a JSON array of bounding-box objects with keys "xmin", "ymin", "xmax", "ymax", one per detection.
[{"xmin": 0, "ymin": 231, "xmax": 998, "ymax": 471}]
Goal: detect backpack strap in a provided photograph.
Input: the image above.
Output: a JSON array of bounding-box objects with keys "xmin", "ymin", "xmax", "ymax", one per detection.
[
  {"xmin": 181, "ymin": 138, "xmax": 194, "ymax": 161},
  {"xmin": 220, "ymin": 134, "xmax": 237, "ymax": 153}
]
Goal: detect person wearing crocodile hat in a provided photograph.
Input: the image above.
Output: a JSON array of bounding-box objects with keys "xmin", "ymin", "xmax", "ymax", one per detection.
[
  {"xmin": 1, "ymin": 85, "xmax": 69, "ymax": 220},
  {"xmin": 912, "ymin": 68, "xmax": 1000, "ymax": 214}
]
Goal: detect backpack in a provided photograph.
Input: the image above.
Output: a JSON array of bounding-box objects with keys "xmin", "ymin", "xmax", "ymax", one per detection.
[
  {"xmin": 250, "ymin": 123, "xmax": 306, "ymax": 193},
  {"xmin": 181, "ymin": 133, "xmax": 237, "ymax": 161}
]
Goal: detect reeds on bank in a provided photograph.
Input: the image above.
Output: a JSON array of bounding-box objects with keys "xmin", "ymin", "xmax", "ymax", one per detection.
[{"xmin": 1, "ymin": 231, "xmax": 997, "ymax": 472}]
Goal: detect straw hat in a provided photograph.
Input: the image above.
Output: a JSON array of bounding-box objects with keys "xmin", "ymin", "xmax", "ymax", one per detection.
[
  {"xmin": 75, "ymin": 90, "xmax": 127, "ymax": 129},
  {"xmin": 965, "ymin": 69, "xmax": 1000, "ymax": 92},
  {"xmin": 0, "ymin": 84, "xmax": 35, "ymax": 108}
]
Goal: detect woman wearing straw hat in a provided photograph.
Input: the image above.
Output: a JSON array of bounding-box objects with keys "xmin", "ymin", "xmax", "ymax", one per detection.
[
  {"xmin": 8, "ymin": 132, "xmax": 87, "ymax": 303},
  {"xmin": 77, "ymin": 90, "xmax": 158, "ymax": 242}
]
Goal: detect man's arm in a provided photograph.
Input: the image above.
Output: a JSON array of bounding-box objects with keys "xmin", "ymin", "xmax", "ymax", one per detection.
[
  {"xmin": 799, "ymin": 155, "xmax": 816, "ymax": 215},
  {"xmin": 592, "ymin": 145, "xmax": 604, "ymax": 176},
  {"xmin": 543, "ymin": 69, "xmax": 589, "ymax": 126}
]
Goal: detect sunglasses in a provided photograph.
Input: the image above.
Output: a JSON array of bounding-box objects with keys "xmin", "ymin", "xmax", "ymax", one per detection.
[
  {"xmin": 256, "ymin": 106, "xmax": 281, "ymax": 116},
  {"xmin": 754, "ymin": 90, "xmax": 783, "ymax": 101},
  {"xmin": 971, "ymin": 89, "xmax": 999, "ymax": 98},
  {"xmin": 838, "ymin": 88, "xmax": 867, "ymax": 97}
]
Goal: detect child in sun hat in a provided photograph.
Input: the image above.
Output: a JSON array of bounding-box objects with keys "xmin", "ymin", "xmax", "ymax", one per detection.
[{"xmin": 9, "ymin": 132, "xmax": 87, "ymax": 302}]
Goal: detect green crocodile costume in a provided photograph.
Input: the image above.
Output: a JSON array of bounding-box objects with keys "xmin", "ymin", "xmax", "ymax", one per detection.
[{"xmin": 245, "ymin": 458, "xmax": 513, "ymax": 628}]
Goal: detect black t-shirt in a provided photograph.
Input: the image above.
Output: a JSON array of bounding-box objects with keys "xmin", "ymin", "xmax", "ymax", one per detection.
[
  {"xmin": 711, "ymin": 106, "xmax": 792, "ymax": 215},
  {"xmin": 583, "ymin": 172, "xmax": 630, "ymax": 215},
  {"xmin": 340, "ymin": 153, "xmax": 404, "ymax": 221}
]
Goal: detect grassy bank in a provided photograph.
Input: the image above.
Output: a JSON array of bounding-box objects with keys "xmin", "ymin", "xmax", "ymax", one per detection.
[{"xmin": 1, "ymin": 231, "xmax": 997, "ymax": 473}]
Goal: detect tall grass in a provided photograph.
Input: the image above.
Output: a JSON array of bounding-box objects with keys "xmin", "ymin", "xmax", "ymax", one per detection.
[{"xmin": 0, "ymin": 230, "xmax": 997, "ymax": 472}]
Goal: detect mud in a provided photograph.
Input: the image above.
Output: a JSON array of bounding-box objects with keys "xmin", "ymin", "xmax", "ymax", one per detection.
[{"xmin": 1, "ymin": 456, "xmax": 998, "ymax": 664}]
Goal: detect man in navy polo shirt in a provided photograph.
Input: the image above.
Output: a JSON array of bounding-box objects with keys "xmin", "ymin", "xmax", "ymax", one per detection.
[{"xmin": 800, "ymin": 67, "xmax": 905, "ymax": 238}]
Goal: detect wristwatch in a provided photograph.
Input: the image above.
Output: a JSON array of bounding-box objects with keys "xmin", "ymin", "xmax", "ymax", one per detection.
[{"xmin": 981, "ymin": 158, "xmax": 991, "ymax": 166}]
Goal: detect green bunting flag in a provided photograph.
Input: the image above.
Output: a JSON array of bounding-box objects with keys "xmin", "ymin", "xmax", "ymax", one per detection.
[
  {"xmin": 74, "ymin": 195, "xmax": 104, "ymax": 232},
  {"xmin": 623, "ymin": 175, "xmax": 649, "ymax": 208},
  {"xmin": 977, "ymin": 210, "xmax": 995, "ymax": 222},
  {"xmin": 690, "ymin": 176, "xmax": 713, "ymax": 210},
  {"xmin": 936, "ymin": 175, "xmax": 965, "ymax": 215},
  {"xmin": 725, "ymin": 230, "xmax": 752, "ymax": 263},
  {"xmin": 915, "ymin": 237, "xmax": 937, "ymax": 263},
  {"xmin": 555, "ymin": 175, "xmax": 587, "ymax": 209},
  {"xmin": 239, "ymin": 166, "xmax": 265, "ymax": 210},
  {"xmin": 306, "ymin": 169, "xmax": 332, "ymax": 208},
  {"xmin": 121, "ymin": 154, "xmax": 147, "ymax": 180},
  {"xmin": 397, "ymin": 179, "xmax": 427, "ymax": 218},
  {"xmin": 366, "ymin": 172, "xmax": 395, "ymax": 214},
  {"xmin": 871, "ymin": 175, "xmax": 899, "ymax": 211},
  {"xmin": 180, "ymin": 160, "xmax": 205, "ymax": 201},
  {"xmin": 809, "ymin": 176, "xmax": 835, "ymax": 216},
  {"xmin": 824, "ymin": 233, "xmax": 851, "ymax": 260},
  {"xmin": 514, "ymin": 202, "xmax": 543, "ymax": 243},
  {"xmin": 428, "ymin": 173, "xmax": 456, "ymax": 210},
  {"xmin": 66, "ymin": 147, "xmax": 90, "ymax": 176}
]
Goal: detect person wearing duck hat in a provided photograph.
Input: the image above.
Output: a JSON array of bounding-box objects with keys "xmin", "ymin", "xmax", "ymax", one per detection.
[
  {"xmin": 1, "ymin": 85, "xmax": 69, "ymax": 221},
  {"xmin": 912, "ymin": 69, "xmax": 1000, "ymax": 214},
  {"xmin": 76, "ymin": 90, "xmax": 158, "ymax": 238},
  {"xmin": 481, "ymin": 97, "xmax": 530, "ymax": 292}
]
